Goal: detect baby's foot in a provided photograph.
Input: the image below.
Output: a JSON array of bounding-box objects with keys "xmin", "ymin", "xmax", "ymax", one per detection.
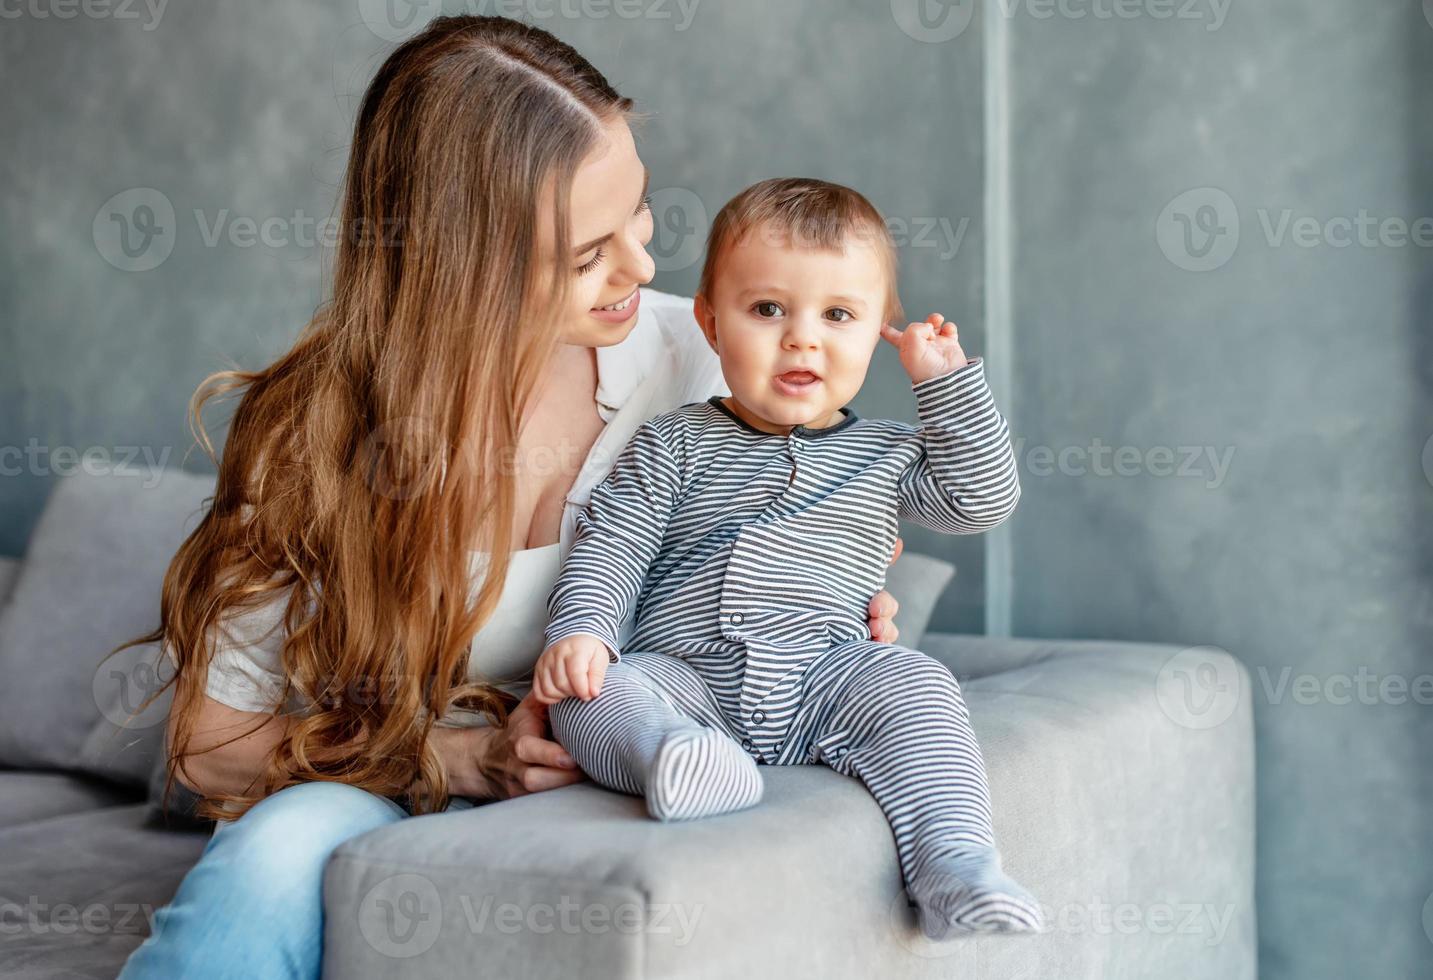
[
  {"xmin": 646, "ymin": 727, "xmax": 764, "ymax": 821},
  {"xmin": 907, "ymin": 846, "xmax": 1045, "ymax": 938}
]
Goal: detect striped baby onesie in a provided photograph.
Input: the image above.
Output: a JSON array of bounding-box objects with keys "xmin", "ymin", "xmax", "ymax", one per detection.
[{"xmin": 543, "ymin": 356, "xmax": 1044, "ymax": 936}]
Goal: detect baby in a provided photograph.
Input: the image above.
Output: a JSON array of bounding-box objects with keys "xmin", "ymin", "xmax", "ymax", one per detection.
[{"xmin": 533, "ymin": 177, "xmax": 1043, "ymax": 938}]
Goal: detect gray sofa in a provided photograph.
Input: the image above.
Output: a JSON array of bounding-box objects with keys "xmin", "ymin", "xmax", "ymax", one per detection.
[{"xmin": 0, "ymin": 470, "xmax": 1258, "ymax": 979}]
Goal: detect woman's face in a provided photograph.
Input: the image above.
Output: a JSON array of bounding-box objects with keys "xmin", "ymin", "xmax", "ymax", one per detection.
[{"xmin": 551, "ymin": 115, "xmax": 655, "ymax": 348}]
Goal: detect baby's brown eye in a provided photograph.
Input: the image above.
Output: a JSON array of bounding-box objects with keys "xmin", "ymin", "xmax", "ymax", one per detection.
[
  {"xmin": 754, "ymin": 301, "xmax": 783, "ymax": 318},
  {"xmin": 827, "ymin": 308, "xmax": 854, "ymax": 323}
]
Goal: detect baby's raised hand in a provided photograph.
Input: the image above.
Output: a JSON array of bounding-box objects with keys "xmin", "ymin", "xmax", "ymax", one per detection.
[
  {"xmin": 532, "ymin": 634, "xmax": 614, "ymax": 705},
  {"xmin": 879, "ymin": 313, "xmax": 969, "ymax": 385}
]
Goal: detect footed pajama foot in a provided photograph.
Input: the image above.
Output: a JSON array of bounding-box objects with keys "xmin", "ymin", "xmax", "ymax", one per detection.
[
  {"xmin": 646, "ymin": 727, "xmax": 764, "ymax": 822},
  {"xmin": 908, "ymin": 846, "xmax": 1045, "ymax": 939}
]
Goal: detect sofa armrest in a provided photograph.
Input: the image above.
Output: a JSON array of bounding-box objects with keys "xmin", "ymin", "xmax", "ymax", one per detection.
[{"xmin": 322, "ymin": 639, "xmax": 1256, "ymax": 980}]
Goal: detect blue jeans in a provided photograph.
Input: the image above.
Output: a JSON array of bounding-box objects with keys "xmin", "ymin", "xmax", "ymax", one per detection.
[{"xmin": 118, "ymin": 781, "xmax": 417, "ymax": 979}]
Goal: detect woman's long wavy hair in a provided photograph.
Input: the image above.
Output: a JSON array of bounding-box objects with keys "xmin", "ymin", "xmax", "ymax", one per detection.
[{"xmin": 115, "ymin": 15, "xmax": 634, "ymax": 821}]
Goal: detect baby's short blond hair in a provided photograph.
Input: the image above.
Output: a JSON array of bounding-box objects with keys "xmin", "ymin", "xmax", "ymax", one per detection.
[{"xmin": 697, "ymin": 177, "xmax": 904, "ymax": 325}]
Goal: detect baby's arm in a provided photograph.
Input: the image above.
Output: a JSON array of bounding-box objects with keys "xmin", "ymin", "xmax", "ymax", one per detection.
[
  {"xmin": 882, "ymin": 315, "xmax": 1022, "ymax": 534},
  {"xmin": 537, "ymin": 421, "xmax": 682, "ymax": 701}
]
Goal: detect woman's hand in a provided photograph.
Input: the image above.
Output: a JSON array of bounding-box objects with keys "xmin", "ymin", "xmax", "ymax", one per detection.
[
  {"xmin": 867, "ymin": 536, "xmax": 904, "ymax": 645},
  {"xmin": 431, "ymin": 694, "xmax": 586, "ymax": 801}
]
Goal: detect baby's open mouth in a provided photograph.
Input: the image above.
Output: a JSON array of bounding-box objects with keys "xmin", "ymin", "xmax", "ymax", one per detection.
[{"xmin": 774, "ymin": 371, "xmax": 821, "ymax": 395}]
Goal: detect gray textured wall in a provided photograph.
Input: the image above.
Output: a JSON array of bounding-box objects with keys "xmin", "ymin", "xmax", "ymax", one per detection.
[
  {"xmin": 1001, "ymin": 2, "xmax": 1432, "ymax": 978},
  {"xmin": 3, "ymin": 2, "xmax": 1429, "ymax": 977},
  {"xmin": 0, "ymin": 0, "xmax": 992, "ymax": 631}
]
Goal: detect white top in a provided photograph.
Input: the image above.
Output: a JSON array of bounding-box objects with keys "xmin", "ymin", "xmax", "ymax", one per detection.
[{"xmin": 196, "ymin": 288, "xmax": 728, "ymax": 723}]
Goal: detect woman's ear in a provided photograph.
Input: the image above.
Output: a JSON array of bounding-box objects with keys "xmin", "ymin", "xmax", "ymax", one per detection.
[{"xmin": 693, "ymin": 294, "xmax": 719, "ymax": 354}]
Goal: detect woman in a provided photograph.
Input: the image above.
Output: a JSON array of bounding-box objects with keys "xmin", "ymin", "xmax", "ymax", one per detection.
[{"xmin": 117, "ymin": 15, "xmax": 901, "ymax": 978}]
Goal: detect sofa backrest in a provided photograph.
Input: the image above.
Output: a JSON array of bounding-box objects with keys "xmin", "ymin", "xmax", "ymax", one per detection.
[{"xmin": 0, "ymin": 468, "xmax": 216, "ymax": 783}]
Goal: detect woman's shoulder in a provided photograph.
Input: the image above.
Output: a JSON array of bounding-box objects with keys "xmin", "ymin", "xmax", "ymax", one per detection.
[
  {"xmin": 172, "ymin": 574, "xmax": 310, "ymax": 714},
  {"xmin": 627, "ymin": 287, "xmax": 729, "ymax": 407}
]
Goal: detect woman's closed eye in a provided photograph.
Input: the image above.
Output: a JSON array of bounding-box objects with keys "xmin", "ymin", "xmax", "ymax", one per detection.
[{"xmin": 577, "ymin": 247, "xmax": 606, "ymax": 275}]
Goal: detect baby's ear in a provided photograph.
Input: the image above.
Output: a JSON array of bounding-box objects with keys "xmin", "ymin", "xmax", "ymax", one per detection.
[{"xmin": 692, "ymin": 294, "xmax": 719, "ymax": 352}]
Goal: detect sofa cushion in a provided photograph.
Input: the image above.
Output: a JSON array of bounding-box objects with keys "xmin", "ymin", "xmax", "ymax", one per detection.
[
  {"xmin": 0, "ymin": 802, "xmax": 211, "ymax": 978},
  {"xmin": 322, "ymin": 640, "xmax": 1257, "ymax": 980},
  {"xmin": 0, "ymin": 469, "xmax": 214, "ymax": 775},
  {"xmin": 78, "ymin": 641, "xmax": 175, "ymax": 790},
  {"xmin": 0, "ymin": 555, "xmax": 20, "ymax": 606},
  {"xmin": 0, "ymin": 771, "xmax": 142, "ymax": 830}
]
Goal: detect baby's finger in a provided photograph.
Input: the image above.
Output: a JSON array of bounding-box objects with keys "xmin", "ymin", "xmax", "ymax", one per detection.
[
  {"xmin": 542, "ymin": 668, "xmax": 565, "ymax": 705},
  {"xmin": 568, "ymin": 652, "xmax": 591, "ymax": 700},
  {"xmin": 531, "ymin": 670, "xmax": 554, "ymax": 705},
  {"xmin": 552, "ymin": 656, "xmax": 574, "ymax": 701},
  {"xmin": 587, "ymin": 652, "xmax": 610, "ymax": 699},
  {"xmin": 879, "ymin": 322, "xmax": 903, "ymax": 346}
]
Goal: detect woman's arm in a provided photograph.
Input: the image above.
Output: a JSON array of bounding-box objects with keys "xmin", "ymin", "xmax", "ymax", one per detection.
[
  {"xmin": 167, "ymin": 692, "xmax": 293, "ymax": 799},
  {"xmin": 171, "ymin": 688, "xmax": 582, "ymax": 801}
]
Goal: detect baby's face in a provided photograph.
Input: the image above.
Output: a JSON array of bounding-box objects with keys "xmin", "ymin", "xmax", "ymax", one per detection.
[{"xmin": 695, "ymin": 228, "xmax": 888, "ymax": 434}]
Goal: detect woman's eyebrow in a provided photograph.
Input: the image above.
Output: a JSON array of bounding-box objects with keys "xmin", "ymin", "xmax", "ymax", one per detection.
[{"xmin": 572, "ymin": 167, "xmax": 651, "ymax": 256}]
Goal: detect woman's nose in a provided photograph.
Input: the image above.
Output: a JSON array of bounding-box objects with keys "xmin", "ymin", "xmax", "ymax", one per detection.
[{"xmin": 614, "ymin": 225, "xmax": 655, "ymax": 286}]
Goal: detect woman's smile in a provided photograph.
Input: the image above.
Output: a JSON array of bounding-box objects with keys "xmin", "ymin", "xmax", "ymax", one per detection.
[{"xmin": 590, "ymin": 286, "xmax": 641, "ymax": 323}]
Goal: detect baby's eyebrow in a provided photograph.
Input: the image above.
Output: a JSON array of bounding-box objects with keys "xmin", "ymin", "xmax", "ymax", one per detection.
[
  {"xmin": 736, "ymin": 285, "xmax": 792, "ymax": 298},
  {"xmin": 734, "ymin": 288, "xmax": 871, "ymax": 310}
]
